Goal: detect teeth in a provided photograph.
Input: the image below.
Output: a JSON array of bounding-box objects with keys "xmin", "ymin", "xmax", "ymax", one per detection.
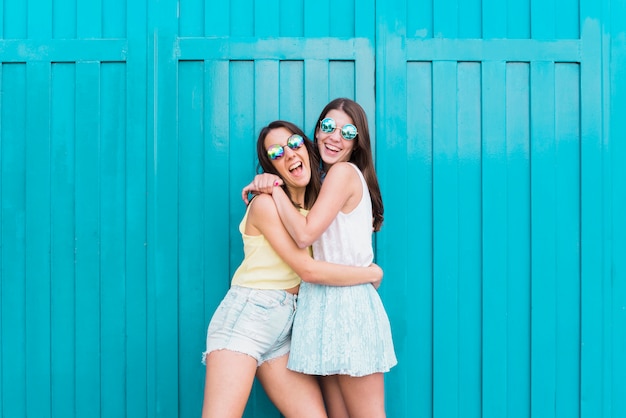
[{"xmin": 289, "ymin": 161, "xmax": 302, "ymax": 171}]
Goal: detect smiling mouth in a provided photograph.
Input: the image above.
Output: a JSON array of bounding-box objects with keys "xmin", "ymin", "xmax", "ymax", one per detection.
[
  {"xmin": 325, "ymin": 143, "xmax": 340, "ymax": 153},
  {"xmin": 289, "ymin": 161, "xmax": 303, "ymax": 172}
]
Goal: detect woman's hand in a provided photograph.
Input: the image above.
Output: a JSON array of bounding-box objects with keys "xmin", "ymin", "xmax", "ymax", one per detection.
[
  {"xmin": 370, "ymin": 263, "xmax": 383, "ymax": 289},
  {"xmin": 241, "ymin": 173, "xmax": 284, "ymax": 204}
]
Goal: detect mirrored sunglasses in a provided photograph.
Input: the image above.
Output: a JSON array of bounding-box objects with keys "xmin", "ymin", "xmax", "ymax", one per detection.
[
  {"xmin": 266, "ymin": 134, "xmax": 305, "ymax": 160},
  {"xmin": 319, "ymin": 117, "xmax": 358, "ymax": 140}
]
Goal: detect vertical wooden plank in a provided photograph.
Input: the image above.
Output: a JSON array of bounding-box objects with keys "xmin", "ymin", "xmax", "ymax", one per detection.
[
  {"xmin": 458, "ymin": 0, "xmax": 481, "ymax": 38},
  {"xmin": 600, "ymin": 2, "xmax": 613, "ymax": 415},
  {"xmin": 386, "ymin": 0, "xmax": 434, "ymax": 410},
  {"xmin": 206, "ymin": 0, "xmax": 230, "ymax": 36},
  {"xmin": 50, "ymin": 63, "xmax": 77, "ymax": 418},
  {"xmin": 28, "ymin": 0, "xmax": 52, "ymax": 38},
  {"xmin": 278, "ymin": 0, "xmax": 301, "ymax": 36},
  {"xmin": 202, "ymin": 59, "xmax": 232, "ymax": 412},
  {"xmin": 355, "ymin": 0, "xmax": 375, "ymax": 39},
  {"xmin": 505, "ymin": 62, "xmax": 531, "ymax": 417},
  {"xmin": 126, "ymin": 0, "xmax": 149, "ymax": 416},
  {"xmin": 74, "ymin": 61, "xmax": 101, "ymax": 418},
  {"xmin": 228, "ymin": 61, "xmax": 255, "ymax": 272},
  {"xmin": 77, "ymin": 0, "xmax": 102, "ymax": 38},
  {"xmin": 255, "ymin": 0, "xmax": 279, "ymax": 36},
  {"xmin": 354, "ymin": 41, "xmax": 376, "ymax": 142},
  {"xmin": 329, "ymin": 0, "xmax": 355, "ymax": 37},
  {"xmin": 404, "ymin": 61, "xmax": 433, "ymax": 418},
  {"xmin": 610, "ymin": 1, "xmax": 626, "ymax": 415},
  {"xmin": 25, "ymin": 61, "xmax": 52, "ymax": 418},
  {"xmin": 329, "ymin": 61, "xmax": 355, "ymax": 101},
  {"xmin": 204, "ymin": 60, "xmax": 231, "ymax": 315},
  {"xmin": 177, "ymin": 61, "xmax": 206, "ymax": 418},
  {"xmin": 481, "ymin": 60, "xmax": 508, "ymax": 418},
  {"xmin": 99, "ymin": 62, "xmax": 127, "ymax": 418},
  {"xmin": 0, "ymin": 62, "xmax": 3, "ymax": 418},
  {"xmin": 102, "ymin": 0, "xmax": 126, "ymax": 37},
  {"xmin": 179, "ymin": 0, "xmax": 204, "ymax": 36},
  {"xmin": 254, "ymin": 60, "xmax": 280, "ymax": 129},
  {"xmin": 530, "ymin": 60, "xmax": 557, "ymax": 417},
  {"xmin": 149, "ymin": 0, "xmax": 180, "ymax": 414},
  {"xmin": 579, "ymin": 1, "xmax": 605, "ymax": 414},
  {"xmin": 3, "ymin": 0, "xmax": 26, "ymax": 37},
  {"xmin": 303, "ymin": 60, "xmax": 330, "ymax": 134},
  {"xmin": 22, "ymin": 50, "xmax": 51, "ymax": 417},
  {"xmin": 434, "ymin": 0, "xmax": 458, "ymax": 38},
  {"xmin": 407, "ymin": 0, "xmax": 432, "ymax": 39},
  {"xmin": 201, "ymin": 59, "xmax": 233, "ymax": 416},
  {"xmin": 231, "ymin": 0, "xmax": 254, "ymax": 36},
  {"xmin": 303, "ymin": 0, "xmax": 330, "ymax": 36},
  {"xmin": 555, "ymin": 0, "xmax": 579, "ymax": 38},
  {"xmin": 554, "ymin": 62, "xmax": 581, "ymax": 418},
  {"xmin": 508, "ymin": 0, "xmax": 531, "ymax": 38},
  {"xmin": 53, "ymin": 0, "xmax": 77, "ymax": 38},
  {"xmin": 278, "ymin": 61, "xmax": 305, "ymax": 124},
  {"xmin": 0, "ymin": 63, "xmax": 27, "ymax": 418},
  {"xmin": 482, "ymin": 0, "xmax": 507, "ymax": 38},
  {"xmin": 530, "ymin": 0, "xmax": 555, "ymax": 39},
  {"xmin": 375, "ymin": 0, "xmax": 408, "ymax": 415},
  {"xmin": 432, "ymin": 60, "xmax": 459, "ymax": 418},
  {"xmin": 456, "ymin": 61, "xmax": 482, "ymax": 418}
]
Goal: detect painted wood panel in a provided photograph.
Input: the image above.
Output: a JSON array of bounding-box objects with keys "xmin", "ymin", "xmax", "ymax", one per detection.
[
  {"xmin": 0, "ymin": 0, "xmax": 624, "ymax": 417},
  {"xmin": 377, "ymin": 1, "xmax": 622, "ymax": 418}
]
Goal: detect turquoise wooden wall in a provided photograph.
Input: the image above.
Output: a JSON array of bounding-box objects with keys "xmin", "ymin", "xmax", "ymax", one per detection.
[{"xmin": 0, "ymin": 0, "xmax": 624, "ymax": 417}]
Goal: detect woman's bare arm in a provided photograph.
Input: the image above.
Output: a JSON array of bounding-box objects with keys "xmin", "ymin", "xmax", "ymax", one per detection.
[
  {"xmin": 248, "ymin": 194, "xmax": 381, "ymax": 285},
  {"xmin": 271, "ymin": 162, "xmax": 360, "ymax": 248}
]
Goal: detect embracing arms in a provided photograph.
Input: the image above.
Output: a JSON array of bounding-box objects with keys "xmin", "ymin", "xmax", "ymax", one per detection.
[
  {"xmin": 242, "ymin": 162, "xmax": 361, "ymax": 248},
  {"xmin": 247, "ymin": 194, "xmax": 381, "ymax": 286}
]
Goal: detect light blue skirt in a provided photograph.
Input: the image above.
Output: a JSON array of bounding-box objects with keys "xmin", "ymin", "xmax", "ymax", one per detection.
[{"xmin": 287, "ymin": 282, "xmax": 397, "ymax": 377}]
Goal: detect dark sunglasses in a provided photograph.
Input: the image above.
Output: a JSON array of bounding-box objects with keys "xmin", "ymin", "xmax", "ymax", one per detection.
[
  {"xmin": 319, "ymin": 117, "xmax": 358, "ymax": 140},
  {"xmin": 266, "ymin": 134, "xmax": 305, "ymax": 160}
]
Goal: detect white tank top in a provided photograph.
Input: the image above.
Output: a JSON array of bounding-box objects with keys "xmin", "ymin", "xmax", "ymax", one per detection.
[{"xmin": 312, "ymin": 163, "xmax": 374, "ymax": 267}]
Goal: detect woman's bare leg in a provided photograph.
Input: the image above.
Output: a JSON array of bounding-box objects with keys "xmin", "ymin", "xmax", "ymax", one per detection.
[
  {"xmin": 202, "ymin": 350, "xmax": 258, "ymax": 418},
  {"xmin": 256, "ymin": 354, "xmax": 327, "ymax": 418},
  {"xmin": 319, "ymin": 375, "xmax": 349, "ymax": 418},
  {"xmin": 337, "ymin": 373, "xmax": 386, "ymax": 418}
]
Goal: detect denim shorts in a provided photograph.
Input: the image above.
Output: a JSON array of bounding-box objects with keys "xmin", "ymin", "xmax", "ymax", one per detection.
[{"xmin": 202, "ymin": 285, "xmax": 297, "ymax": 366}]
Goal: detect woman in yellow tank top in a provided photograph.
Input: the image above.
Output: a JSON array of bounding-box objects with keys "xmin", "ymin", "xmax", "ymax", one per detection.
[{"xmin": 201, "ymin": 120, "xmax": 383, "ymax": 418}]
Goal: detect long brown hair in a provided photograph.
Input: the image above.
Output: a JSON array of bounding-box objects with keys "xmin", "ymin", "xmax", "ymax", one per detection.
[
  {"xmin": 256, "ymin": 120, "xmax": 322, "ymax": 210},
  {"xmin": 314, "ymin": 98, "xmax": 384, "ymax": 231}
]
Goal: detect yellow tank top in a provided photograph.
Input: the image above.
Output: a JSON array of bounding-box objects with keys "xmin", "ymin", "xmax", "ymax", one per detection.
[{"xmin": 230, "ymin": 204, "xmax": 308, "ymax": 289}]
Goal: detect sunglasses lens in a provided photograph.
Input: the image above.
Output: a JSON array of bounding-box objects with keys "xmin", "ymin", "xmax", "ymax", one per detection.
[
  {"xmin": 341, "ymin": 124, "xmax": 358, "ymax": 140},
  {"xmin": 320, "ymin": 118, "xmax": 336, "ymax": 133},
  {"xmin": 267, "ymin": 144, "xmax": 284, "ymax": 160},
  {"xmin": 287, "ymin": 134, "xmax": 304, "ymax": 149},
  {"xmin": 267, "ymin": 135, "xmax": 304, "ymax": 160},
  {"xmin": 320, "ymin": 118, "xmax": 357, "ymax": 140}
]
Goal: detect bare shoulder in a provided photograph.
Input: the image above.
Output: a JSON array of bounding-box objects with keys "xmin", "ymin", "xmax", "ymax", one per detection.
[
  {"xmin": 247, "ymin": 194, "xmax": 279, "ymax": 222},
  {"xmin": 325, "ymin": 161, "xmax": 359, "ymax": 181}
]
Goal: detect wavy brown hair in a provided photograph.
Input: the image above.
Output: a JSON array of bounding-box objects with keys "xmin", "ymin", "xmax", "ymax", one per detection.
[
  {"xmin": 256, "ymin": 120, "xmax": 322, "ymax": 210},
  {"xmin": 314, "ymin": 98, "xmax": 384, "ymax": 231}
]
